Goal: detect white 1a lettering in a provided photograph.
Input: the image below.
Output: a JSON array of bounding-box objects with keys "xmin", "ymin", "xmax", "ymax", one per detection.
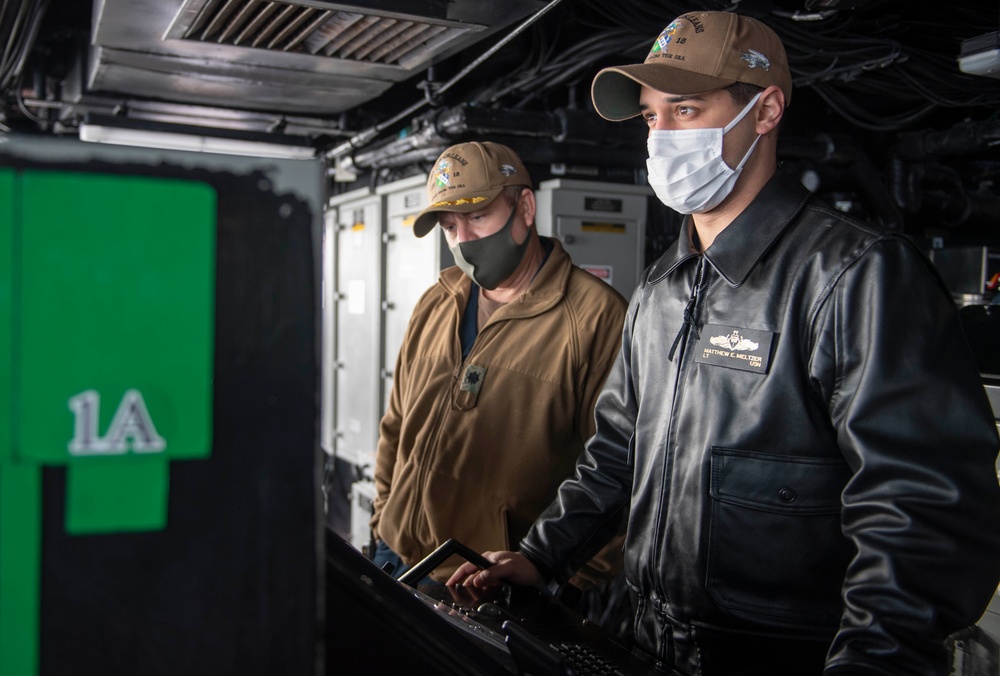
[
  {"xmin": 68, "ymin": 389, "xmax": 166, "ymax": 455},
  {"xmin": 68, "ymin": 390, "xmax": 102, "ymax": 452}
]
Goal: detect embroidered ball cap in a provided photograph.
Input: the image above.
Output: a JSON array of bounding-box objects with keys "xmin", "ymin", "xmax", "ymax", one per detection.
[
  {"xmin": 591, "ymin": 11, "xmax": 792, "ymax": 121},
  {"xmin": 412, "ymin": 141, "xmax": 531, "ymax": 238}
]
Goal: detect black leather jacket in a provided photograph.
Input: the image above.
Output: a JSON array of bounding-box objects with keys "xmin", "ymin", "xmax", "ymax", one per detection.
[{"xmin": 520, "ymin": 171, "xmax": 1000, "ymax": 675}]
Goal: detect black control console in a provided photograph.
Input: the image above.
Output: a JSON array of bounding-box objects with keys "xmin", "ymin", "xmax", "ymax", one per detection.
[
  {"xmin": 326, "ymin": 531, "xmax": 672, "ymax": 675},
  {"xmin": 410, "ymin": 571, "xmax": 668, "ymax": 676}
]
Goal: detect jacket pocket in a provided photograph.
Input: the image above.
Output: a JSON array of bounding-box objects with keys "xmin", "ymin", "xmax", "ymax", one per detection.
[{"xmin": 705, "ymin": 447, "xmax": 852, "ymax": 629}]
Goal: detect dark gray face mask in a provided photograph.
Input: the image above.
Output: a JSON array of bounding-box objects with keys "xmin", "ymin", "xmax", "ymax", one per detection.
[{"xmin": 448, "ymin": 197, "xmax": 529, "ymax": 290}]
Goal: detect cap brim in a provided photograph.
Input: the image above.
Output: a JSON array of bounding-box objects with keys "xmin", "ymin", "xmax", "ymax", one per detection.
[
  {"xmin": 591, "ymin": 64, "xmax": 736, "ymax": 121},
  {"xmin": 412, "ymin": 187, "xmax": 503, "ymax": 238}
]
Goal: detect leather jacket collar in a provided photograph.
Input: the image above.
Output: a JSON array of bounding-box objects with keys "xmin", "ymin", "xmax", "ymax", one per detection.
[{"xmin": 648, "ymin": 171, "xmax": 811, "ymax": 287}]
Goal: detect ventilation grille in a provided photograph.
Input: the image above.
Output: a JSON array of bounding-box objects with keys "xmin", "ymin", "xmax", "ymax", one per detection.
[{"xmin": 174, "ymin": 0, "xmax": 480, "ymax": 69}]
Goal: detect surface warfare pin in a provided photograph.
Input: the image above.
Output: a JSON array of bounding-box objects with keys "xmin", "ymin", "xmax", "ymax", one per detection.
[
  {"xmin": 461, "ymin": 364, "xmax": 487, "ymax": 394},
  {"xmin": 694, "ymin": 324, "xmax": 775, "ymax": 374}
]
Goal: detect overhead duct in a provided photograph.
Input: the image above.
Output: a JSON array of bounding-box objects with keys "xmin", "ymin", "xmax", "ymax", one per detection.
[
  {"xmin": 60, "ymin": 0, "xmax": 543, "ymax": 121},
  {"xmin": 167, "ymin": 0, "xmax": 472, "ymax": 70}
]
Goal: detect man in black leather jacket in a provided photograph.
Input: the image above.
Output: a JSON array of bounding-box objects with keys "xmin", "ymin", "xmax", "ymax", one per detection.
[{"xmin": 449, "ymin": 11, "xmax": 1000, "ymax": 675}]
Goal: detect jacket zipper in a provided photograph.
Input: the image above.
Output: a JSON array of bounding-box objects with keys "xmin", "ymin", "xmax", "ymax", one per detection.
[
  {"xmin": 406, "ymin": 293, "xmax": 470, "ymax": 547},
  {"xmin": 409, "ymin": 293, "xmax": 502, "ymax": 545},
  {"xmin": 667, "ymin": 256, "xmax": 705, "ymax": 362},
  {"xmin": 653, "ymin": 254, "xmax": 706, "ymax": 602}
]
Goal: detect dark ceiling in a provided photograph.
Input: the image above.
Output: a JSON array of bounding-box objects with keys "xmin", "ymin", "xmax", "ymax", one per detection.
[{"xmin": 2, "ymin": 0, "xmax": 999, "ymax": 243}]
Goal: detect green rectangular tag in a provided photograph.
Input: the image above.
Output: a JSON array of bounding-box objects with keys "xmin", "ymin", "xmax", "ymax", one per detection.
[{"xmin": 18, "ymin": 172, "xmax": 216, "ymax": 466}]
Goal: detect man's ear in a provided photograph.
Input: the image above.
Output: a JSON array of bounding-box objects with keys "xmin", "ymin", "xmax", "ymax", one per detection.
[
  {"xmin": 756, "ymin": 85, "xmax": 785, "ymax": 135},
  {"xmin": 520, "ymin": 188, "xmax": 537, "ymax": 227}
]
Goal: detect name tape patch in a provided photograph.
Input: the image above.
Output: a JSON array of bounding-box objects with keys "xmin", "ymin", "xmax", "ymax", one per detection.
[{"xmin": 694, "ymin": 324, "xmax": 775, "ymax": 374}]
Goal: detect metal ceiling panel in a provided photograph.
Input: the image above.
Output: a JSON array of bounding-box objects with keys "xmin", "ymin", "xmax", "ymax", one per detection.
[
  {"xmin": 85, "ymin": 46, "xmax": 392, "ymax": 114},
  {"xmin": 81, "ymin": 0, "xmax": 541, "ymax": 115}
]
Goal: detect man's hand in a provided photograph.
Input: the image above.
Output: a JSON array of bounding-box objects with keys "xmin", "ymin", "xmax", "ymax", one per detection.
[{"xmin": 446, "ymin": 550, "xmax": 543, "ymax": 589}]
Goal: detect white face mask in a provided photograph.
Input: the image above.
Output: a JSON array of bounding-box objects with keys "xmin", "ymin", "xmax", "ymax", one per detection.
[{"xmin": 646, "ymin": 92, "xmax": 762, "ymax": 214}]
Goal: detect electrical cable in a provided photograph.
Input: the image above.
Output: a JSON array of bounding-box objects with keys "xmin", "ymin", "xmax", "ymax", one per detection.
[
  {"xmin": 324, "ymin": 0, "xmax": 569, "ymax": 160},
  {"xmin": 0, "ymin": 0, "xmax": 33, "ymax": 89},
  {"xmin": 488, "ymin": 28, "xmax": 640, "ymax": 107},
  {"xmin": 6, "ymin": 0, "xmax": 49, "ymax": 90},
  {"xmin": 15, "ymin": 84, "xmax": 44, "ymax": 124},
  {"xmin": 460, "ymin": 0, "xmax": 998, "ymax": 135},
  {"xmin": 812, "ymin": 82, "xmax": 938, "ymax": 131}
]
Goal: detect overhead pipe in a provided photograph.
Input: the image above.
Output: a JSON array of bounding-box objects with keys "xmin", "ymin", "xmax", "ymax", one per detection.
[
  {"xmin": 341, "ymin": 102, "xmax": 645, "ymax": 173},
  {"xmin": 323, "ymin": 0, "xmax": 568, "ymax": 162},
  {"xmin": 894, "ymin": 120, "xmax": 1000, "ymax": 160},
  {"xmin": 433, "ymin": 104, "xmax": 562, "ymax": 139},
  {"xmin": 777, "ymin": 132, "xmax": 904, "ymax": 231},
  {"xmin": 890, "ymin": 157, "xmax": 1000, "ymax": 228},
  {"xmin": 347, "ymin": 141, "xmax": 447, "ymax": 173},
  {"xmin": 888, "ymin": 119, "xmax": 1000, "ymax": 227}
]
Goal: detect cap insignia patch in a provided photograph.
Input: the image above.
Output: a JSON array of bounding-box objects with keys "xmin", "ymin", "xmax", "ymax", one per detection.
[
  {"xmin": 498, "ymin": 164, "xmax": 517, "ymax": 176},
  {"xmin": 741, "ymin": 49, "xmax": 771, "ymax": 71},
  {"xmin": 650, "ymin": 21, "xmax": 680, "ymax": 55},
  {"xmin": 435, "ymin": 160, "xmax": 451, "ymax": 189}
]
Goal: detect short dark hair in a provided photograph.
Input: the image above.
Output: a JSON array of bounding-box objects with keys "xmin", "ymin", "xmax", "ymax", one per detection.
[
  {"xmin": 725, "ymin": 82, "xmax": 764, "ymax": 105},
  {"xmin": 724, "ymin": 82, "xmax": 783, "ymax": 134},
  {"xmin": 499, "ymin": 185, "xmax": 530, "ymax": 207}
]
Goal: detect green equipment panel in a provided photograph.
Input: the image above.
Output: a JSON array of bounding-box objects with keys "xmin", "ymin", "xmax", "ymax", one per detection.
[
  {"xmin": 0, "ymin": 168, "xmax": 215, "ymax": 675},
  {"xmin": 18, "ymin": 171, "xmax": 215, "ymax": 531}
]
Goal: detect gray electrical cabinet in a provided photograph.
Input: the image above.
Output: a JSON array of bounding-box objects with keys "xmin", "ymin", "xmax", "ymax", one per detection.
[
  {"xmin": 323, "ymin": 176, "xmax": 452, "ymax": 549},
  {"xmin": 378, "ymin": 175, "xmax": 453, "ymax": 417},
  {"xmin": 535, "ymin": 178, "xmax": 650, "ymax": 300},
  {"xmin": 327, "ymin": 188, "xmax": 383, "ymax": 471},
  {"xmin": 321, "ymin": 207, "xmax": 337, "ymax": 458}
]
